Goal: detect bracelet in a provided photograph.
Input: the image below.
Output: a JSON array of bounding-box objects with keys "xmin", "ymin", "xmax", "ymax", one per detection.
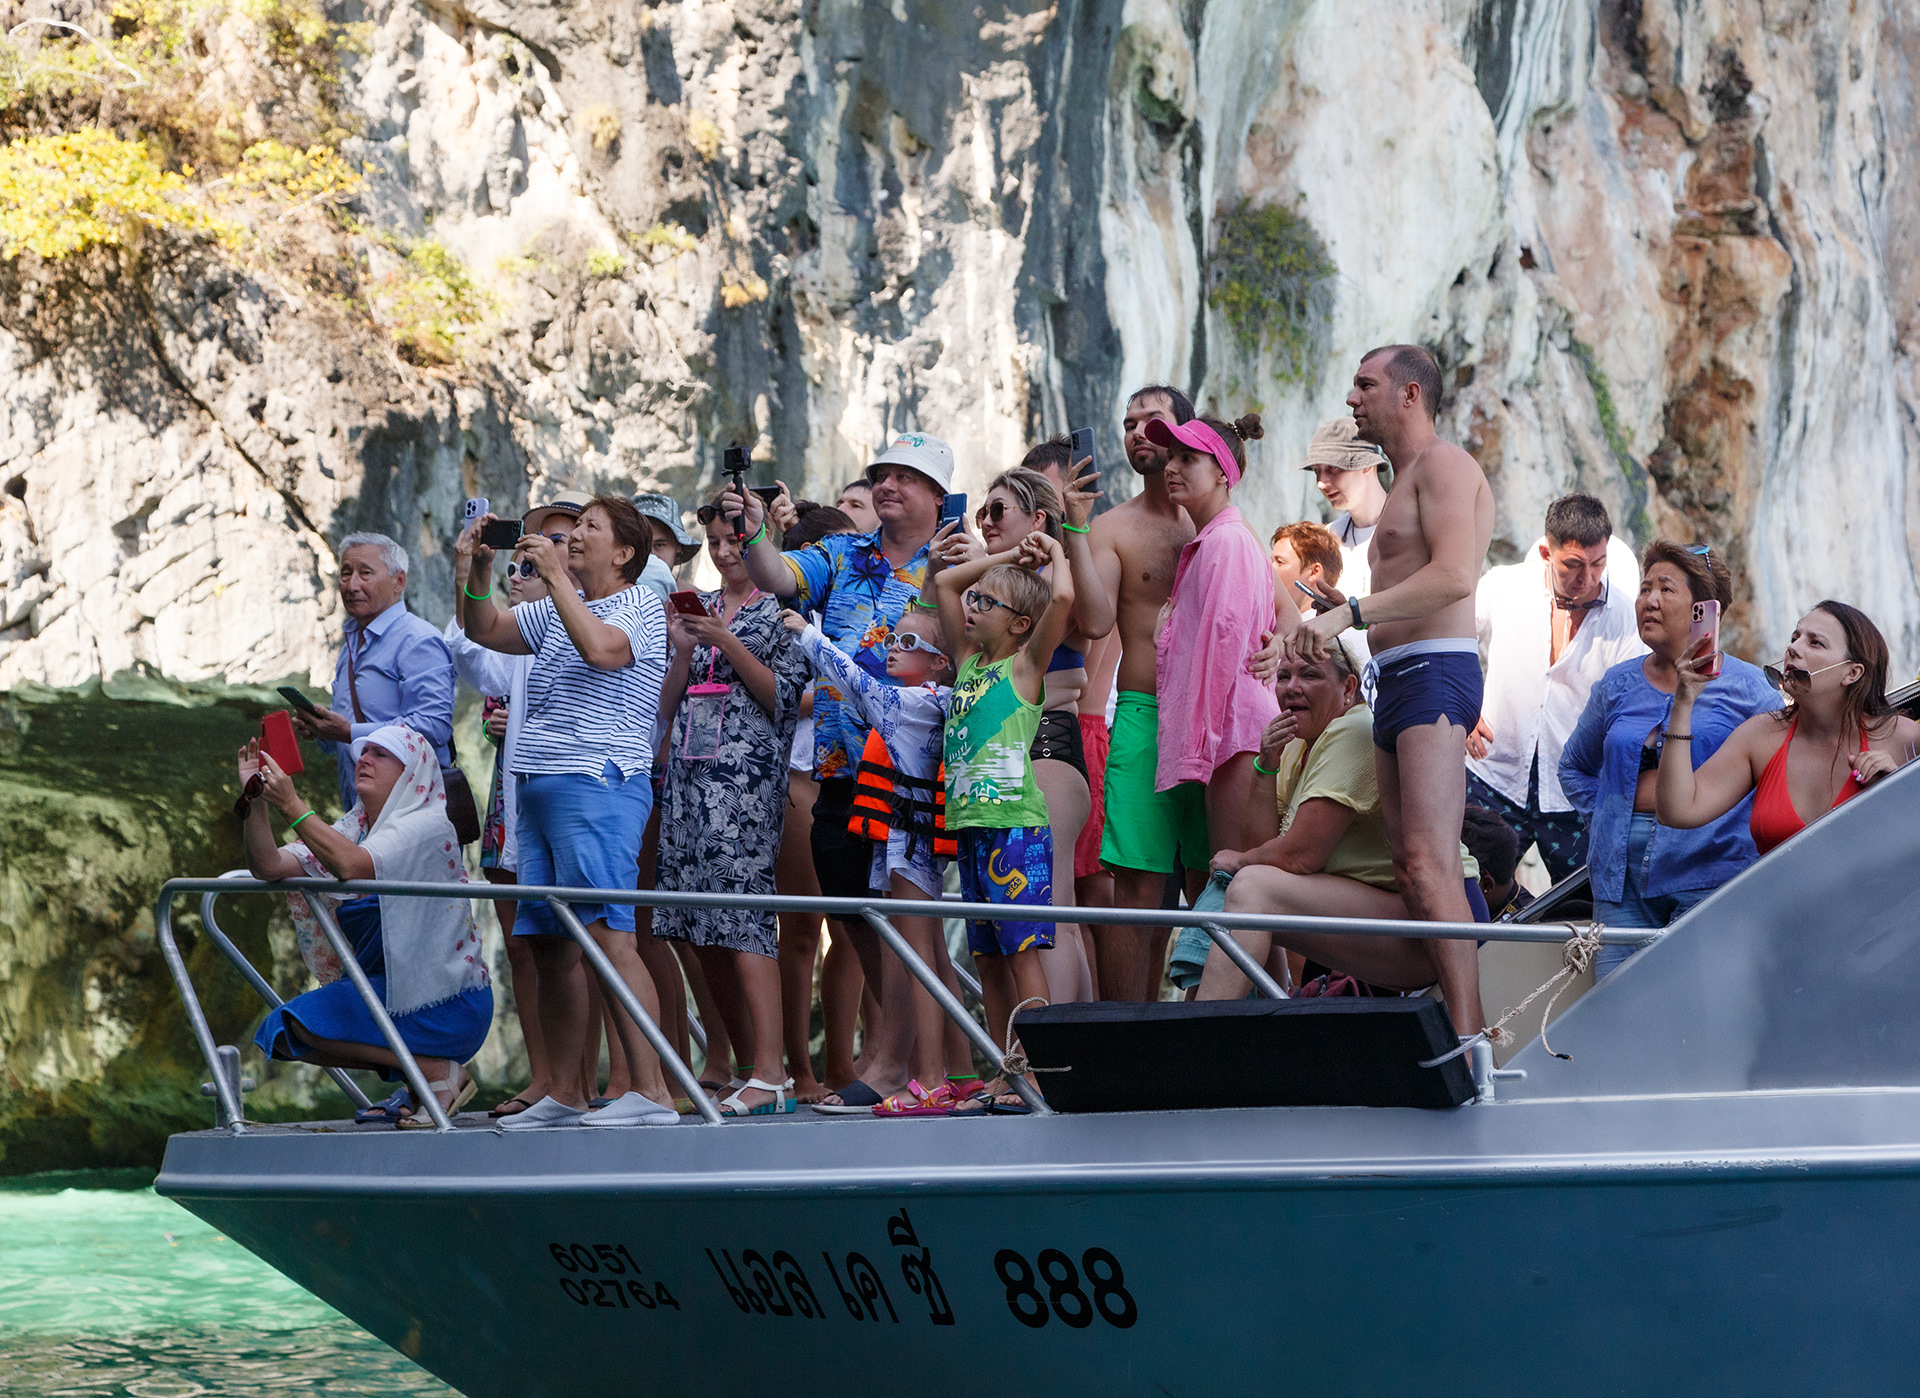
[
  {"xmin": 909, "ymin": 599, "xmax": 939, "ymax": 612},
  {"xmin": 463, "ymin": 584, "xmax": 493, "ymax": 600},
  {"xmin": 1061, "ymin": 520, "xmax": 1090, "ymax": 534},
  {"xmin": 289, "ymin": 808, "xmax": 318, "ymax": 830},
  {"xmin": 1348, "ymin": 596, "xmax": 1367, "ymax": 631},
  {"xmin": 1252, "ymin": 757, "xmax": 1280, "ymax": 777},
  {"xmin": 1663, "ymin": 733, "xmax": 1692, "ymax": 742},
  {"xmin": 746, "ymin": 522, "xmax": 769, "ymax": 548}
]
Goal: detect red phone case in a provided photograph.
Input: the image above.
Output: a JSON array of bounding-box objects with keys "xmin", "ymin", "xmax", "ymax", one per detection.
[
  {"xmin": 261, "ymin": 710, "xmax": 306, "ymax": 775},
  {"xmin": 669, "ymin": 591, "xmax": 710, "ymax": 617}
]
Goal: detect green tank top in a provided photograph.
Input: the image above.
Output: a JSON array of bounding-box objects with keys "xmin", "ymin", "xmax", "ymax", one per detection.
[{"xmin": 943, "ymin": 653, "xmax": 1050, "ymax": 831}]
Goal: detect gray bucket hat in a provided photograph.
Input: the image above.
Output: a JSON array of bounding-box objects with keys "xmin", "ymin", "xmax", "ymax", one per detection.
[{"xmin": 632, "ymin": 492, "xmax": 701, "ymax": 567}]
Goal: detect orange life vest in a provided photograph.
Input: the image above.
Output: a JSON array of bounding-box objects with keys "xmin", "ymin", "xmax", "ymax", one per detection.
[{"xmin": 848, "ymin": 727, "xmax": 955, "ymax": 858}]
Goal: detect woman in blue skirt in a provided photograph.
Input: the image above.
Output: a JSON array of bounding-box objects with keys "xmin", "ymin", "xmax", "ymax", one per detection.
[{"xmin": 238, "ymin": 724, "xmax": 493, "ymax": 1126}]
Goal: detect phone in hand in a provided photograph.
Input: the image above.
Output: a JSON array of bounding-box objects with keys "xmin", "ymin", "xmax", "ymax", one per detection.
[
  {"xmin": 260, "ymin": 710, "xmax": 306, "ymax": 775},
  {"xmin": 463, "ymin": 497, "xmax": 489, "ymax": 524},
  {"xmin": 668, "ymin": 590, "xmax": 712, "ymax": 617},
  {"xmin": 480, "ymin": 518, "xmax": 523, "ymax": 550},
  {"xmin": 940, "ymin": 493, "xmax": 968, "ymax": 529},
  {"xmin": 749, "ymin": 485, "xmax": 783, "ymax": 507},
  {"xmin": 1293, "ymin": 579, "xmax": 1336, "ymax": 614},
  {"xmin": 1069, "ymin": 427, "xmax": 1097, "ymax": 478},
  {"xmin": 1688, "ymin": 599, "xmax": 1723, "ymax": 678},
  {"xmin": 276, "ymin": 685, "xmax": 318, "ymax": 713}
]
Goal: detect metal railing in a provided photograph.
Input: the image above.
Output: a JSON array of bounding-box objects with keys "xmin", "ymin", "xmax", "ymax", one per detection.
[{"xmin": 160, "ymin": 876, "xmax": 1663, "ymax": 1134}]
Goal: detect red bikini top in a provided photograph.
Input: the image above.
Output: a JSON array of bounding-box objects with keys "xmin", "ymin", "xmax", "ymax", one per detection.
[{"xmin": 1749, "ymin": 717, "xmax": 1867, "ymax": 856}]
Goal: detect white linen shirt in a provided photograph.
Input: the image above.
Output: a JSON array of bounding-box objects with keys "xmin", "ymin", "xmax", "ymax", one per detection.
[
  {"xmin": 1467, "ymin": 535, "xmax": 1646, "ymax": 812},
  {"xmin": 444, "ymin": 617, "xmax": 533, "ymax": 871}
]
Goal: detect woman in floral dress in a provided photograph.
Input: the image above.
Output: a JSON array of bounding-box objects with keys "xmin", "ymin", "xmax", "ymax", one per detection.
[{"xmin": 656, "ymin": 501, "xmax": 809, "ymax": 1115}]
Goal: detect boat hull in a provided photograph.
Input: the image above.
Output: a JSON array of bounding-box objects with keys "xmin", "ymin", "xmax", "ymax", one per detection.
[{"xmin": 158, "ymin": 1090, "xmax": 1920, "ymax": 1397}]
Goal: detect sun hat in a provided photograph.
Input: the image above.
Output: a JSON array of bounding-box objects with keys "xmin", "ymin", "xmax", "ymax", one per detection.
[
  {"xmin": 1302, "ymin": 417, "xmax": 1390, "ymax": 474},
  {"xmin": 865, "ymin": 432, "xmax": 955, "ymax": 493},
  {"xmin": 632, "ymin": 493, "xmax": 702, "ymax": 567},
  {"xmin": 1143, "ymin": 417, "xmax": 1243, "ymax": 486},
  {"xmin": 523, "ymin": 489, "xmax": 594, "ymax": 536}
]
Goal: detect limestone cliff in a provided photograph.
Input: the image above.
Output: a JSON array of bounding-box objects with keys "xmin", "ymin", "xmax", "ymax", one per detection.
[{"xmin": 2, "ymin": 0, "xmax": 1916, "ymax": 1166}]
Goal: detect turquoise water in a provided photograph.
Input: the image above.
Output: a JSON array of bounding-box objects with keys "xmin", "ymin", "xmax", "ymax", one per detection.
[{"xmin": 0, "ymin": 1174, "xmax": 456, "ymax": 1397}]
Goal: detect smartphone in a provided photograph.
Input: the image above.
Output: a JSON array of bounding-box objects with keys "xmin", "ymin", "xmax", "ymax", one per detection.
[
  {"xmin": 1293, "ymin": 579, "xmax": 1335, "ymax": 614},
  {"xmin": 276, "ymin": 685, "xmax": 318, "ymax": 713},
  {"xmin": 668, "ymin": 590, "xmax": 712, "ymax": 617},
  {"xmin": 1688, "ymin": 599, "xmax": 1723, "ymax": 678},
  {"xmin": 1069, "ymin": 427, "xmax": 1097, "ymax": 478},
  {"xmin": 749, "ymin": 485, "xmax": 783, "ymax": 506},
  {"xmin": 463, "ymin": 497, "xmax": 489, "ymax": 523},
  {"xmin": 480, "ymin": 518, "xmax": 522, "ymax": 550},
  {"xmin": 260, "ymin": 710, "xmax": 306, "ymax": 776},
  {"xmin": 940, "ymin": 493, "xmax": 968, "ymax": 528}
]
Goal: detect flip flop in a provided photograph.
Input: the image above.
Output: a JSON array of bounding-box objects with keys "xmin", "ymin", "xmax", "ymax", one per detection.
[
  {"xmin": 813, "ymin": 1080, "xmax": 886, "ymax": 1115},
  {"xmin": 488, "ymin": 1094, "xmax": 535, "ymax": 1119}
]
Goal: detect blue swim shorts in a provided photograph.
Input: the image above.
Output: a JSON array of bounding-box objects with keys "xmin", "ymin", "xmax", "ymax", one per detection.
[
  {"xmin": 956, "ymin": 825, "xmax": 1056, "ymax": 958},
  {"xmin": 1372, "ymin": 649, "xmax": 1484, "ymax": 753}
]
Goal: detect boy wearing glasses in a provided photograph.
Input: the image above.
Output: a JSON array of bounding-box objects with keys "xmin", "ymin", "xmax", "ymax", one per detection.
[{"xmin": 928, "ymin": 528, "xmax": 1076, "ymax": 1111}]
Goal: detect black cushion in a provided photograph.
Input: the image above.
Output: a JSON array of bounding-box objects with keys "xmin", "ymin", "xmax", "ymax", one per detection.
[{"xmin": 1014, "ymin": 998, "xmax": 1476, "ymax": 1112}]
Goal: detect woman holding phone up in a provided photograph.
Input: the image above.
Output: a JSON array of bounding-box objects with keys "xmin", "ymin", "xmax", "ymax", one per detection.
[{"xmin": 653, "ymin": 495, "xmax": 808, "ymax": 1115}]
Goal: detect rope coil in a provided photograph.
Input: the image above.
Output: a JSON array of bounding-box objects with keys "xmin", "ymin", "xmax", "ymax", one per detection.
[{"xmin": 1483, "ymin": 923, "xmax": 1603, "ymax": 1061}]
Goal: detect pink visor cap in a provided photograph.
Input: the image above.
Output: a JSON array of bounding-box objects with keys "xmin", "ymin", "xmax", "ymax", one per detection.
[{"xmin": 1144, "ymin": 417, "xmax": 1241, "ymax": 486}]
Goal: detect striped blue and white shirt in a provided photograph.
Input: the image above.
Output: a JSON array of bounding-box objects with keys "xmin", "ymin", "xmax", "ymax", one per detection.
[{"xmin": 511, "ymin": 585, "xmax": 667, "ymax": 778}]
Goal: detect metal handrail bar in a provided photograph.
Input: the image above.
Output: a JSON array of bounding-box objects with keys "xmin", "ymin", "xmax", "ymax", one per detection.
[
  {"xmin": 950, "ymin": 957, "xmax": 983, "ymax": 1002},
  {"xmin": 156, "ymin": 877, "xmax": 1665, "ymax": 946},
  {"xmin": 157, "ymin": 888, "xmax": 247, "ymax": 1132},
  {"xmin": 199, "ymin": 877, "xmax": 372, "ymax": 1110},
  {"xmin": 307, "ymin": 900, "xmax": 452, "ymax": 1132},
  {"xmin": 861, "ymin": 911, "xmax": 1051, "ymax": 1115},
  {"xmin": 545, "ymin": 899, "xmax": 724, "ymax": 1125},
  {"xmin": 1200, "ymin": 922, "xmax": 1290, "ymax": 1000}
]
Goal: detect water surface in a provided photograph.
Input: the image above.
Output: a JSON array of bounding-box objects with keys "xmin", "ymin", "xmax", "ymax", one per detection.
[{"xmin": 0, "ymin": 1173, "xmax": 456, "ymax": 1397}]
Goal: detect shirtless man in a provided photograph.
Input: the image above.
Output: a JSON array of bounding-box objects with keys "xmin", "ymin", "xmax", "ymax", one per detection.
[
  {"xmin": 1282, "ymin": 345, "xmax": 1493, "ymax": 1036},
  {"xmin": 1088, "ymin": 386, "xmax": 1200, "ymax": 1001}
]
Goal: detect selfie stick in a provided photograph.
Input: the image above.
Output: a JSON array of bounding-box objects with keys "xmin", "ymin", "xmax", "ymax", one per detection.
[{"xmin": 725, "ymin": 444, "xmax": 749, "ymax": 541}]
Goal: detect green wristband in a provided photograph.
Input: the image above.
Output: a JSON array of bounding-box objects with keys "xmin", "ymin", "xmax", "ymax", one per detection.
[
  {"xmin": 910, "ymin": 599, "xmax": 939, "ymax": 612},
  {"xmin": 289, "ymin": 808, "xmax": 318, "ymax": 830},
  {"xmin": 463, "ymin": 584, "xmax": 493, "ymax": 601},
  {"xmin": 746, "ymin": 522, "xmax": 769, "ymax": 548},
  {"xmin": 1061, "ymin": 520, "xmax": 1090, "ymax": 534},
  {"xmin": 1252, "ymin": 758, "xmax": 1280, "ymax": 778}
]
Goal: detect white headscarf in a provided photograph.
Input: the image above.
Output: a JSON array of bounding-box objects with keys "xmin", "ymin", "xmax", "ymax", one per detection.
[{"xmin": 283, "ymin": 724, "xmax": 488, "ymax": 1017}]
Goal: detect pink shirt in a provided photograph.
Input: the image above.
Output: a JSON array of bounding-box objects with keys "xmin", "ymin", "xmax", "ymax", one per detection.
[{"xmin": 1155, "ymin": 505, "xmax": 1280, "ymax": 789}]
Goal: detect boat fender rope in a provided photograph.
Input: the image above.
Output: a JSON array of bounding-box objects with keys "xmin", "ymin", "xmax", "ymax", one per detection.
[
  {"xmin": 1000, "ymin": 995, "xmax": 1071, "ymax": 1079},
  {"xmin": 1481, "ymin": 924, "xmax": 1604, "ymax": 1061}
]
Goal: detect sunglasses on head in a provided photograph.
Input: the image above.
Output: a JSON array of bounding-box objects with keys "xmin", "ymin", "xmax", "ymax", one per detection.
[
  {"xmin": 884, "ymin": 630, "xmax": 948, "ymax": 661},
  {"xmin": 1686, "ymin": 543, "xmax": 1712, "ymax": 562},
  {"xmin": 964, "ymin": 588, "xmax": 1020, "ymax": 617}
]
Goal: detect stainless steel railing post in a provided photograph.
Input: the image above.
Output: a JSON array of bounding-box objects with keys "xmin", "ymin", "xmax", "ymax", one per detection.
[
  {"xmin": 308, "ymin": 901, "xmax": 452, "ymax": 1132},
  {"xmin": 546, "ymin": 898, "xmax": 724, "ymax": 1125},
  {"xmin": 861, "ymin": 910, "xmax": 1052, "ymax": 1116},
  {"xmin": 200, "ymin": 878, "xmax": 372, "ymax": 1110},
  {"xmin": 155, "ymin": 890, "xmax": 247, "ymax": 1134},
  {"xmin": 1199, "ymin": 922, "xmax": 1291, "ymax": 1000}
]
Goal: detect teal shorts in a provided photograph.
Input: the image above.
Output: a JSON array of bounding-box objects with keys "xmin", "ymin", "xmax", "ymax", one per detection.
[{"xmin": 1098, "ymin": 692, "xmax": 1210, "ymax": 875}]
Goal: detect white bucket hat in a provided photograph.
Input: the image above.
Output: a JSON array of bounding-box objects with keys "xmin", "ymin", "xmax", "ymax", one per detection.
[{"xmin": 866, "ymin": 432, "xmax": 955, "ymax": 493}]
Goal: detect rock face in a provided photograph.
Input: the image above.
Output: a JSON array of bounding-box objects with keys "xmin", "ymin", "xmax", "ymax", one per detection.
[{"xmin": 2, "ymin": 0, "xmax": 1918, "ymax": 1166}]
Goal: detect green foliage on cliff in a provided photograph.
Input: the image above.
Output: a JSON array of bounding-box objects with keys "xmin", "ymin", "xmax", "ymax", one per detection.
[
  {"xmin": 1207, "ymin": 199, "xmax": 1338, "ymax": 387},
  {"xmin": 1570, "ymin": 338, "xmax": 1651, "ymax": 537},
  {"xmin": 362, "ymin": 234, "xmax": 498, "ymax": 367}
]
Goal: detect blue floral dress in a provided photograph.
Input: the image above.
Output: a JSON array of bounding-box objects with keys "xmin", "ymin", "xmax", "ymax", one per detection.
[{"xmin": 655, "ymin": 592, "xmax": 808, "ymax": 956}]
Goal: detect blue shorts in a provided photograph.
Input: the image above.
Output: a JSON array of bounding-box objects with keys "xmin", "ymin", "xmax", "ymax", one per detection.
[
  {"xmin": 513, "ymin": 761, "xmax": 653, "ymax": 936},
  {"xmin": 1373, "ymin": 650, "xmax": 1483, "ymax": 752},
  {"xmin": 956, "ymin": 825, "xmax": 1056, "ymax": 957}
]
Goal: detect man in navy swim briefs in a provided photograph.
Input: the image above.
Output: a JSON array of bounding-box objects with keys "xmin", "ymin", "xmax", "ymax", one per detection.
[{"xmin": 1281, "ymin": 344, "xmax": 1495, "ymax": 1039}]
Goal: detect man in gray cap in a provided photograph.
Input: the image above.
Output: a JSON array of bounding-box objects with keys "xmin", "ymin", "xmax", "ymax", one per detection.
[
  {"xmin": 632, "ymin": 492, "xmax": 700, "ymax": 603},
  {"xmin": 733, "ymin": 431, "xmax": 954, "ymax": 1109},
  {"xmin": 1301, "ymin": 416, "xmax": 1390, "ymax": 665}
]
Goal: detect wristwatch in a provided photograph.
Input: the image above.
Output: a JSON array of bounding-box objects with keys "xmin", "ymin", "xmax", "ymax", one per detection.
[{"xmin": 1348, "ymin": 596, "xmax": 1367, "ymax": 631}]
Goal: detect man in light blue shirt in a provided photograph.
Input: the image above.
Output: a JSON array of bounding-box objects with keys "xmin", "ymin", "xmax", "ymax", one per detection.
[{"xmin": 290, "ymin": 532, "xmax": 456, "ymax": 811}]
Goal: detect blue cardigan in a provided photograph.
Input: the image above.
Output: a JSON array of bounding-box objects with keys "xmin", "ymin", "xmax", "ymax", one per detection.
[{"xmin": 1559, "ymin": 655, "xmax": 1781, "ymax": 902}]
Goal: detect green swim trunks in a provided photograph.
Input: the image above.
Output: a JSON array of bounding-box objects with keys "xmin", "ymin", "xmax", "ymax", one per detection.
[{"xmin": 1099, "ymin": 691, "xmax": 1211, "ymax": 875}]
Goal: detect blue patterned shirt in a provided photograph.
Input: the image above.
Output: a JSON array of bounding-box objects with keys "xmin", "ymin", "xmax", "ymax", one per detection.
[{"xmin": 782, "ymin": 530, "xmax": 932, "ymax": 780}]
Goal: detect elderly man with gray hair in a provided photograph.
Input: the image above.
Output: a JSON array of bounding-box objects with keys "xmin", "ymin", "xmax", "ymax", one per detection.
[{"xmin": 291, "ymin": 532, "xmax": 458, "ymax": 820}]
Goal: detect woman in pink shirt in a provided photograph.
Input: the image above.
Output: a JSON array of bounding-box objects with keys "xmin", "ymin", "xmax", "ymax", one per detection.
[{"xmin": 1148, "ymin": 413, "xmax": 1292, "ymax": 854}]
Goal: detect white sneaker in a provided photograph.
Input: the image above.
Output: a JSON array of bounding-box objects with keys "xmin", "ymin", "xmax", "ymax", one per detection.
[
  {"xmin": 496, "ymin": 1095, "xmax": 588, "ymax": 1130},
  {"xmin": 583, "ymin": 1092, "xmax": 679, "ymax": 1127}
]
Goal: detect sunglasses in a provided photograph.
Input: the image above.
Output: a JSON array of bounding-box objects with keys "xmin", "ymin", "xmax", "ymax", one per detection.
[
  {"xmin": 233, "ymin": 771, "xmax": 264, "ymax": 819},
  {"xmin": 509, "ymin": 559, "xmax": 538, "ymax": 578},
  {"xmin": 964, "ymin": 589, "xmax": 1021, "ymax": 617},
  {"xmin": 975, "ymin": 499, "xmax": 1025, "ymax": 527},
  {"xmin": 884, "ymin": 630, "xmax": 948, "ymax": 661},
  {"xmin": 695, "ymin": 504, "xmax": 731, "ymax": 525}
]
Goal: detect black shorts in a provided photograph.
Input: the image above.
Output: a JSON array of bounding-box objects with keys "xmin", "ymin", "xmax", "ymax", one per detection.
[
  {"xmin": 810, "ymin": 777, "xmax": 877, "ymax": 916},
  {"xmin": 1029, "ymin": 708, "xmax": 1088, "ymax": 783}
]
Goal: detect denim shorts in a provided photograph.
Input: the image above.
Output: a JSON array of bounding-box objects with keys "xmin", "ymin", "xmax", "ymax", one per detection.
[
  {"xmin": 1593, "ymin": 812, "xmax": 1710, "ymax": 977},
  {"xmin": 512, "ymin": 761, "xmax": 653, "ymax": 936}
]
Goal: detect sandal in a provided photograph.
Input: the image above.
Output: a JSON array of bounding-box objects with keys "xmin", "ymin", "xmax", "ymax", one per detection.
[
  {"xmin": 719, "ymin": 1077, "xmax": 797, "ymax": 1117},
  {"xmin": 813, "ymin": 1080, "xmax": 886, "ymax": 1115},
  {"xmin": 488, "ymin": 1094, "xmax": 535, "ymax": 1119},
  {"xmin": 945, "ymin": 1077, "xmax": 1009, "ymax": 1116},
  {"xmin": 354, "ymin": 1088, "xmax": 411, "ymax": 1125},
  {"xmin": 396, "ymin": 1063, "xmax": 477, "ymax": 1128},
  {"xmin": 873, "ymin": 1080, "xmax": 969, "ymax": 1117}
]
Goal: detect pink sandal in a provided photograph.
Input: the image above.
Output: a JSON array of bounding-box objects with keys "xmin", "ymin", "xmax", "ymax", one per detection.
[{"xmin": 872, "ymin": 1079, "xmax": 970, "ymax": 1117}]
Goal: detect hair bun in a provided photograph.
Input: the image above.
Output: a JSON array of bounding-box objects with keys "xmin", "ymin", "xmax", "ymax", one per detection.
[{"xmin": 1232, "ymin": 413, "xmax": 1265, "ymax": 443}]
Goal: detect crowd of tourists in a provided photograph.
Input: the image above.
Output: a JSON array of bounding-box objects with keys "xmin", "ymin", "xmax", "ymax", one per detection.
[{"xmin": 230, "ymin": 344, "xmax": 1920, "ymax": 1126}]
